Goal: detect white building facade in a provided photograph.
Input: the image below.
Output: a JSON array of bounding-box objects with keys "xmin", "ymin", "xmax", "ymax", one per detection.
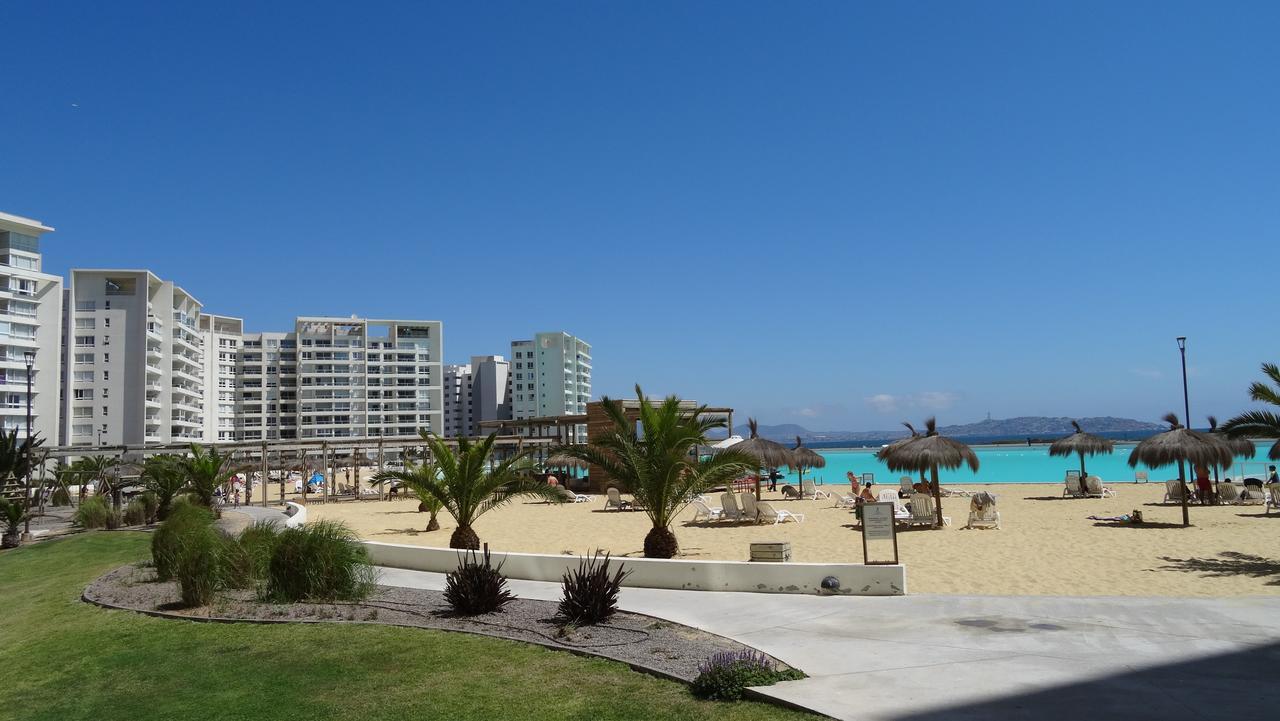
[
  {"xmin": 62, "ymin": 269, "xmax": 205, "ymax": 446},
  {"xmin": 509, "ymin": 332, "xmax": 590, "ymax": 440},
  {"xmin": 442, "ymin": 354, "xmax": 510, "ymax": 437},
  {"xmin": 0, "ymin": 212, "xmax": 62, "ymax": 444},
  {"xmin": 199, "ymin": 314, "xmax": 243, "ymax": 443}
]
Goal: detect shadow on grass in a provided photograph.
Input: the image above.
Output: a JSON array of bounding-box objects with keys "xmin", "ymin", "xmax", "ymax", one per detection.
[{"xmin": 1156, "ymin": 552, "xmax": 1280, "ymax": 586}]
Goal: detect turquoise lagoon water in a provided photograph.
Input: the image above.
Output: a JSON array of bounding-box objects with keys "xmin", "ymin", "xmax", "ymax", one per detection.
[{"xmin": 780, "ymin": 444, "xmax": 1275, "ymax": 486}]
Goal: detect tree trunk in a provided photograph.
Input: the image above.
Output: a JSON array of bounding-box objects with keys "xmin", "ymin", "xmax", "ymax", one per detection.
[
  {"xmin": 1, "ymin": 531, "xmax": 19, "ymax": 549},
  {"xmin": 449, "ymin": 524, "xmax": 480, "ymax": 550},
  {"xmin": 426, "ymin": 511, "xmax": 440, "ymax": 532},
  {"xmin": 931, "ymin": 465, "xmax": 944, "ymax": 528},
  {"xmin": 643, "ymin": 526, "xmax": 679, "ymax": 558}
]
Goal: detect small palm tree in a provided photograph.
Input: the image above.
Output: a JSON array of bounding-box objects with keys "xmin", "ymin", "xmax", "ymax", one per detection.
[
  {"xmin": 371, "ymin": 431, "xmax": 559, "ymax": 549},
  {"xmin": 373, "ymin": 459, "xmax": 444, "ymax": 531},
  {"xmin": 141, "ymin": 454, "xmax": 188, "ymax": 520},
  {"xmin": 73, "ymin": 454, "xmax": 122, "ymax": 510},
  {"xmin": 1221, "ymin": 362, "xmax": 1280, "ymax": 460},
  {"xmin": 0, "ymin": 498, "xmax": 25, "ymax": 548},
  {"xmin": 554, "ymin": 386, "xmax": 758, "ymax": 559},
  {"xmin": 181, "ymin": 444, "xmax": 235, "ymax": 509}
]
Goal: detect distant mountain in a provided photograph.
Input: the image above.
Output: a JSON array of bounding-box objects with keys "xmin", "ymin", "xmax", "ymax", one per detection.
[{"xmin": 734, "ymin": 416, "xmax": 1165, "ymax": 444}]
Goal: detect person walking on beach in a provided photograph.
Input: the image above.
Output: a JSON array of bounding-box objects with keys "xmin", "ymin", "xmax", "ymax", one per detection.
[
  {"xmin": 1269, "ymin": 466, "xmax": 1279, "ymax": 485},
  {"xmin": 1194, "ymin": 464, "xmax": 1212, "ymax": 505}
]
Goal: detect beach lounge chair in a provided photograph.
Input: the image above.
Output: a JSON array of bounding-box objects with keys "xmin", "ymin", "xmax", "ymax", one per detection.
[
  {"xmin": 740, "ymin": 492, "xmax": 761, "ymax": 523},
  {"xmin": 1085, "ymin": 476, "xmax": 1115, "ymax": 498},
  {"xmin": 720, "ymin": 492, "xmax": 744, "ymax": 521},
  {"xmin": 877, "ymin": 489, "xmax": 910, "ymax": 519},
  {"xmin": 939, "ymin": 486, "xmax": 972, "ymax": 497},
  {"xmin": 1135, "ymin": 471, "xmax": 1149, "ymax": 483},
  {"xmin": 965, "ymin": 492, "xmax": 1000, "ymax": 529},
  {"xmin": 800, "ymin": 478, "xmax": 830, "ymax": 500},
  {"xmin": 903, "ymin": 493, "xmax": 951, "ymax": 527},
  {"xmin": 691, "ymin": 499, "xmax": 723, "ymax": 522},
  {"xmin": 1217, "ymin": 483, "xmax": 1241, "ymax": 504},
  {"xmin": 557, "ymin": 486, "xmax": 590, "ymax": 503},
  {"xmin": 1163, "ymin": 480, "xmax": 1192, "ymax": 504},
  {"xmin": 1238, "ymin": 486, "xmax": 1268, "ymax": 506},
  {"xmin": 834, "ymin": 493, "xmax": 858, "ymax": 508},
  {"xmin": 1063, "ymin": 475, "xmax": 1087, "ymax": 499},
  {"xmin": 756, "ymin": 501, "xmax": 803, "ymax": 524},
  {"xmin": 604, "ymin": 487, "xmax": 630, "ymax": 511},
  {"xmin": 861, "ymin": 473, "xmax": 875, "ymax": 484}
]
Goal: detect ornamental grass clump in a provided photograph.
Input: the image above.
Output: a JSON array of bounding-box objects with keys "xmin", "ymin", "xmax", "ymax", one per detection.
[
  {"xmin": 443, "ymin": 545, "xmax": 514, "ymax": 615},
  {"xmin": 265, "ymin": 520, "xmax": 375, "ymax": 602},
  {"xmin": 150, "ymin": 503, "xmax": 214, "ymax": 581},
  {"xmin": 691, "ymin": 650, "xmax": 805, "ymax": 701},
  {"xmin": 73, "ymin": 496, "xmax": 113, "ymax": 529},
  {"xmin": 171, "ymin": 521, "xmax": 224, "ymax": 607},
  {"xmin": 222, "ymin": 521, "xmax": 281, "ymax": 590},
  {"xmin": 558, "ymin": 551, "xmax": 630, "ymax": 625}
]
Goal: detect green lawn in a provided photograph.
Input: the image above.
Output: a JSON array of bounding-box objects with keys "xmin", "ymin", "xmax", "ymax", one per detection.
[{"xmin": 0, "ymin": 533, "xmax": 810, "ymax": 721}]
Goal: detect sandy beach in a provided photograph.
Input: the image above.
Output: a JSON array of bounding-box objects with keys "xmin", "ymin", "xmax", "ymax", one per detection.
[{"xmin": 301, "ymin": 482, "xmax": 1280, "ymax": 598}]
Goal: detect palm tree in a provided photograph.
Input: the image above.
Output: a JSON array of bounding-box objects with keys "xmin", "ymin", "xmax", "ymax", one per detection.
[
  {"xmin": 371, "ymin": 431, "xmax": 559, "ymax": 549},
  {"xmin": 1221, "ymin": 362, "xmax": 1280, "ymax": 460},
  {"xmin": 370, "ymin": 459, "xmax": 444, "ymax": 531},
  {"xmin": 181, "ymin": 444, "xmax": 235, "ymax": 509},
  {"xmin": 554, "ymin": 386, "xmax": 758, "ymax": 559},
  {"xmin": 72, "ymin": 455, "xmax": 122, "ymax": 510},
  {"xmin": 140, "ymin": 454, "xmax": 187, "ymax": 520}
]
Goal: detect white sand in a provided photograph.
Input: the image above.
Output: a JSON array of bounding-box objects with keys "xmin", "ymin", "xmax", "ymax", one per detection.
[{"xmin": 302, "ymin": 482, "xmax": 1280, "ymax": 598}]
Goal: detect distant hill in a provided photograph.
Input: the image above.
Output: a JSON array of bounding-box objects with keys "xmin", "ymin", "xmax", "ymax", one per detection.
[{"xmin": 734, "ymin": 416, "xmax": 1165, "ymax": 443}]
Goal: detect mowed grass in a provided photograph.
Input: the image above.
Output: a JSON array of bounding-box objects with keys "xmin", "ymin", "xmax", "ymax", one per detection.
[{"xmin": 0, "ymin": 533, "xmax": 810, "ymax": 721}]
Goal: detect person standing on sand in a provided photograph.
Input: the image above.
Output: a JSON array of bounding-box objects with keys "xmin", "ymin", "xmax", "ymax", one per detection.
[{"xmin": 1194, "ymin": 464, "xmax": 1212, "ymax": 504}]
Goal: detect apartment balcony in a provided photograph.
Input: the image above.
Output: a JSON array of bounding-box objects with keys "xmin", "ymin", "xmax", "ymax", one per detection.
[
  {"xmin": 146, "ymin": 322, "xmax": 164, "ymax": 341},
  {"xmin": 172, "ymin": 367, "xmax": 201, "ymax": 384}
]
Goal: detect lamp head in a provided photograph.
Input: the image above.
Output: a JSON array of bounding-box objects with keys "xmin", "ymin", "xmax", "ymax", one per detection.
[
  {"xmin": 1176, "ymin": 336, "xmax": 1186, "ymax": 350},
  {"xmin": 22, "ymin": 350, "xmax": 35, "ymax": 368}
]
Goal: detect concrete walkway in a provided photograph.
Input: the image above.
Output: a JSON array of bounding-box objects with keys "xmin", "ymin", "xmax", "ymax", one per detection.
[{"xmin": 378, "ymin": 566, "xmax": 1280, "ymax": 720}]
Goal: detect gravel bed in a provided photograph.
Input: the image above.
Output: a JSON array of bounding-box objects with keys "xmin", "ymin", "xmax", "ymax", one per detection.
[{"xmin": 84, "ymin": 564, "xmax": 779, "ymax": 682}]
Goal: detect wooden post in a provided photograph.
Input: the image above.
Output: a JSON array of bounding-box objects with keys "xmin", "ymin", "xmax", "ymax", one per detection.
[
  {"xmin": 322, "ymin": 441, "xmax": 330, "ymax": 502},
  {"xmin": 377, "ymin": 437, "xmax": 385, "ymax": 500},
  {"xmin": 261, "ymin": 442, "xmax": 268, "ymax": 507}
]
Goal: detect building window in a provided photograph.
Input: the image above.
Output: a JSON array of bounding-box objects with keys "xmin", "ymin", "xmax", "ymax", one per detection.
[
  {"xmin": 102, "ymin": 406, "xmax": 109, "ymax": 416},
  {"xmin": 75, "ymin": 336, "xmax": 95, "ymax": 347}
]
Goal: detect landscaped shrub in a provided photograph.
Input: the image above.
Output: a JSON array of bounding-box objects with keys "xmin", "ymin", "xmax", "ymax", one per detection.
[
  {"xmin": 50, "ymin": 487, "xmax": 71, "ymax": 507},
  {"xmin": 74, "ymin": 496, "xmax": 112, "ymax": 529},
  {"xmin": 691, "ymin": 650, "xmax": 806, "ymax": 701},
  {"xmin": 443, "ymin": 545, "xmax": 514, "ymax": 615},
  {"xmin": 222, "ymin": 521, "xmax": 281, "ymax": 589},
  {"xmin": 171, "ymin": 522, "xmax": 224, "ymax": 607},
  {"xmin": 123, "ymin": 498, "xmax": 148, "ymax": 526},
  {"xmin": 137, "ymin": 492, "xmax": 159, "ymax": 523},
  {"xmin": 265, "ymin": 520, "xmax": 375, "ymax": 602},
  {"xmin": 558, "ymin": 551, "xmax": 630, "ymax": 625},
  {"xmin": 151, "ymin": 503, "xmax": 214, "ymax": 581}
]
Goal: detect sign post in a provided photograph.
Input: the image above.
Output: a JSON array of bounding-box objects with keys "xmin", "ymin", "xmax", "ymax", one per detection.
[{"xmin": 860, "ymin": 502, "xmax": 899, "ymax": 565}]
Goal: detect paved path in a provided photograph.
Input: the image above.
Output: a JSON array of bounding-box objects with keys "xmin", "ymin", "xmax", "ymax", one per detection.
[{"xmin": 378, "ymin": 566, "xmax": 1280, "ymax": 720}]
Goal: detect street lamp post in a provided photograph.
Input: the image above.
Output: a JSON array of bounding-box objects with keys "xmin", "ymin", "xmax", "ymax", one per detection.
[
  {"xmin": 22, "ymin": 350, "xmax": 34, "ymax": 539},
  {"xmin": 1176, "ymin": 336, "xmax": 1190, "ymax": 526}
]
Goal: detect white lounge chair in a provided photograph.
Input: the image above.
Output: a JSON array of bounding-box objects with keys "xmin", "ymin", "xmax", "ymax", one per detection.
[
  {"xmin": 939, "ymin": 486, "xmax": 972, "ymax": 498},
  {"xmin": 965, "ymin": 492, "xmax": 1000, "ymax": 529},
  {"xmin": 876, "ymin": 489, "xmax": 908, "ymax": 518},
  {"xmin": 720, "ymin": 492, "xmax": 744, "ymax": 521},
  {"xmin": 1163, "ymin": 480, "xmax": 1192, "ymax": 504},
  {"xmin": 800, "ymin": 478, "xmax": 830, "ymax": 500},
  {"xmin": 1063, "ymin": 475, "xmax": 1087, "ymax": 499},
  {"xmin": 739, "ymin": 492, "xmax": 761, "ymax": 523},
  {"xmin": 1217, "ymin": 483, "xmax": 1241, "ymax": 504},
  {"xmin": 691, "ymin": 499, "xmax": 723, "ymax": 522},
  {"xmin": 1085, "ymin": 476, "xmax": 1115, "ymax": 498},
  {"xmin": 903, "ymin": 493, "xmax": 950, "ymax": 527},
  {"xmin": 557, "ymin": 486, "xmax": 590, "ymax": 503},
  {"xmin": 1238, "ymin": 486, "xmax": 1268, "ymax": 506},
  {"xmin": 861, "ymin": 473, "xmax": 875, "ymax": 485},
  {"xmin": 1135, "ymin": 471, "xmax": 1149, "ymax": 483},
  {"xmin": 604, "ymin": 487, "xmax": 630, "ymax": 511},
  {"xmin": 756, "ymin": 501, "xmax": 803, "ymax": 524},
  {"xmin": 898, "ymin": 476, "xmax": 914, "ymax": 496}
]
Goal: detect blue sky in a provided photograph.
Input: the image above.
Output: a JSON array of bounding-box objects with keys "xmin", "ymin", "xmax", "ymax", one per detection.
[{"xmin": 3, "ymin": 2, "xmax": 1277, "ymax": 431}]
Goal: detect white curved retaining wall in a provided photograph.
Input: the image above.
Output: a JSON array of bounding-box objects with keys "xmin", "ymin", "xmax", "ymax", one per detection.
[{"xmin": 363, "ymin": 542, "xmax": 906, "ymax": 596}]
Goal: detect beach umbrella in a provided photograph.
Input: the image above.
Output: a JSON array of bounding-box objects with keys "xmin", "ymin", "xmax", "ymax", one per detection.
[
  {"xmin": 789, "ymin": 436, "xmax": 826, "ymax": 486},
  {"xmin": 1048, "ymin": 420, "xmax": 1116, "ymax": 481},
  {"xmin": 1207, "ymin": 416, "xmax": 1255, "ymax": 494},
  {"xmin": 879, "ymin": 417, "xmax": 978, "ymax": 528},
  {"xmin": 1128, "ymin": 413, "xmax": 1233, "ymax": 527},
  {"xmin": 876, "ymin": 422, "xmax": 924, "ymax": 486},
  {"xmin": 732, "ymin": 419, "xmax": 794, "ymax": 498}
]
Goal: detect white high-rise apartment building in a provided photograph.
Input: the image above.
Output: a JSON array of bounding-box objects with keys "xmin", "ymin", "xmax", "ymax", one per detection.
[
  {"xmin": 442, "ymin": 354, "xmax": 510, "ymax": 437},
  {"xmin": 236, "ymin": 331, "xmax": 297, "ymax": 442},
  {"xmin": 509, "ymin": 332, "xmax": 590, "ymax": 440},
  {"xmin": 294, "ymin": 317, "xmax": 442, "ymax": 439},
  {"xmin": 0, "ymin": 212, "xmax": 62, "ymax": 443},
  {"xmin": 199, "ymin": 314, "xmax": 243, "ymax": 443},
  {"xmin": 62, "ymin": 269, "xmax": 205, "ymax": 446}
]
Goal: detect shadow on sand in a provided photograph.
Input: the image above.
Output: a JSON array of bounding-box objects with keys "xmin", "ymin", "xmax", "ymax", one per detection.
[{"xmin": 1156, "ymin": 552, "xmax": 1280, "ymax": 586}]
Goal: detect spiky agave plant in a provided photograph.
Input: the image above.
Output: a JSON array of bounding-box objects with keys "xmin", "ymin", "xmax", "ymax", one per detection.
[
  {"xmin": 372, "ymin": 431, "xmax": 562, "ymax": 549},
  {"xmin": 553, "ymin": 385, "xmax": 758, "ymax": 558}
]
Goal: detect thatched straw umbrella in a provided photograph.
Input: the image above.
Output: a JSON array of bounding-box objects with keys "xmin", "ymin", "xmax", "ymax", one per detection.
[
  {"xmin": 1128, "ymin": 413, "xmax": 1233, "ymax": 527},
  {"xmin": 876, "ymin": 422, "xmax": 924, "ymax": 486},
  {"xmin": 1048, "ymin": 420, "xmax": 1115, "ymax": 482},
  {"xmin": 879, "ymin": 417, "xmax": 978, "ymax": 528},
  {"xmin": 789, "ymin": 436, "xmax": 826, "ymax": 488},
  {"xmin": 732, "ymin": 419, "xmax": 794, "ymax": 498}
]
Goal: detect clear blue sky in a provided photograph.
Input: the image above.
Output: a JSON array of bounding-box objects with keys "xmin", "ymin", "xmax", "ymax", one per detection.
[{"xmin": 3, "ymin": 1, "xmax": 1277, "ymax": 431}]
